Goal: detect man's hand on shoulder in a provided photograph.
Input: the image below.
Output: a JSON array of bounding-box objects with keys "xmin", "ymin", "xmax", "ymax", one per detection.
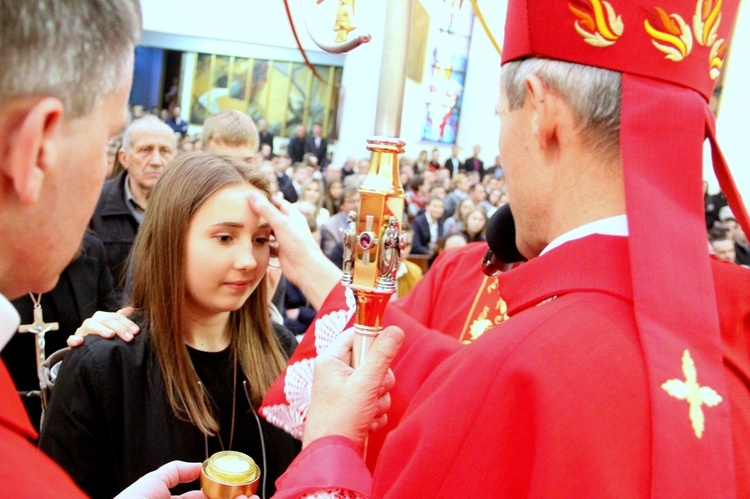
[{"xmin": 67, "ymin": 306, "xmax": 140, "ymax": 347}]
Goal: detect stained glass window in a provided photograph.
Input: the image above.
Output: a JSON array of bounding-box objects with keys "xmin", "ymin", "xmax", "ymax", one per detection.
[
  {"xmin": 190, "ymin": 53, "xmax": 343, "ymax": 140},
  {"xmin": 421, "ymin": 0, "xmax": 474, "ymax": 144}
]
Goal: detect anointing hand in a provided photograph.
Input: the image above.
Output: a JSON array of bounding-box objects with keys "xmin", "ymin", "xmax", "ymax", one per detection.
[{"xmin": 247, "ymin": 191, "xmax": 341, "ymax": 309}]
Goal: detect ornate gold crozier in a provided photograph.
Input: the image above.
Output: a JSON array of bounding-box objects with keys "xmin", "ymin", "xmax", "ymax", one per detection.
[{"xmin": 302, "ymin": 0, "xmax": 412, "ymax": 369}]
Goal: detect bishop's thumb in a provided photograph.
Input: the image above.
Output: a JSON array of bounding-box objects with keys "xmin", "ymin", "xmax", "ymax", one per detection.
[{"xmin": 356, "ymin": 326, "xmax": 404, "ymax": 384}]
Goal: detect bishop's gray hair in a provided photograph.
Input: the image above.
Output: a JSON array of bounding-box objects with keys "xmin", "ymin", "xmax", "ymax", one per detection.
[
  {"xmin": 0, "ymin": 0, "xmax": 142, "ymax": 118},
  {"xmin": 502, "ymin": 58, "xmax": 622, "ymax": 164}
]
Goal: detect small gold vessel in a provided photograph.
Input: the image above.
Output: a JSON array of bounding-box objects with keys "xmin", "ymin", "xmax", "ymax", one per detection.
[{"xmin": 200, "ymin": 450, "xmax": 260, "ymax": 499}]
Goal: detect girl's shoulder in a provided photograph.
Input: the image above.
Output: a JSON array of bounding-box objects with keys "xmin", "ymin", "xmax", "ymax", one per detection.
[{"xmin": 272, "ymin": 322, "xmax": 298, "ymax": 357}]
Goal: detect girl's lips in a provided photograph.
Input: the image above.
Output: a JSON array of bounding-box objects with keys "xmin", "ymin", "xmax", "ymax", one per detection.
[{"xmin": 224, "ymin": 280, "xmax": 251, "ymax": 291}]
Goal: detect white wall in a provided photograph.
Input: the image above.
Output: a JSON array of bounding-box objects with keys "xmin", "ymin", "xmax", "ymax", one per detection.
[
  {"xmin": 142, "ymin": 0, "xmax": 312, "ymax": 50},
  {"xmin": 455, "ymin": 3, "xmax": 506, "ymax": 165},
  {"xmin": 713, "ymin": 0, "xmax": 750, "ymax": 203}
]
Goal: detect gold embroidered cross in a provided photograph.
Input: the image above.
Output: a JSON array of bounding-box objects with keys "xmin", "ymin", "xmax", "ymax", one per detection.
[{"xmin": 661, "ymin": 349, "xmax": 722, "ymax": 438}]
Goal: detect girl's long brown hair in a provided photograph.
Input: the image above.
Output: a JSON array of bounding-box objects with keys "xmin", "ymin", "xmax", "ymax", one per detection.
[{"xmin": 128, "ymin": 152, "xmax": 288, "ymax": 436}]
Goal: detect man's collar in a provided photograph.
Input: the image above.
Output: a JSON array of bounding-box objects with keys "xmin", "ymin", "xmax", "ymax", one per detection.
[
  {"xmin": 123, "ymin": 173, "xmax": 145, "ymax": 223},
  {"xmin": 0, "ymin": 292, "xmax": 20, "ymax": 351},
  {"xmin": 541, "ymin": 215, "xmax": 628, "ymax": 256}
]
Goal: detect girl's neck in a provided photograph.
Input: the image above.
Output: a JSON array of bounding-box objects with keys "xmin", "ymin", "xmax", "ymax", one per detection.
[{"xmin": 183, "ymin": 311, "xmax": 232, "ymax": 352}]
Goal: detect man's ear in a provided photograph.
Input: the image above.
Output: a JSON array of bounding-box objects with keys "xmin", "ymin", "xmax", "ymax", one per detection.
[
  {"xmin": 5, "ymin": 97, "xmax": 64, "ymax": 205},
  {"xmin": 117, "ymin": 146, "xmax": 129, "ymax": 169},
  {"xmin": 525, "ymin": 74, "xmax": 556, "ymax": 151}
]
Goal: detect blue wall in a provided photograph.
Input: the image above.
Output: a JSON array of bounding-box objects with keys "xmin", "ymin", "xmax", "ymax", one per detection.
[{"xmin": 130, "ymin": 46, "xmax": 164, "ymax": 108}]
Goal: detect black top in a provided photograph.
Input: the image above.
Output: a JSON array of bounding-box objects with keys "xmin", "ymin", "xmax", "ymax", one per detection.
[
  {"xmin": 89, "ymin": 170, "xmax": 140, "ymax": 301},
  {"xmin": 2, "ymin": 233, "xmax": 118, "ymax": 431},
  {"xmin": 40, "ymin": 322, "xmax": 299, "ymax": 499}
]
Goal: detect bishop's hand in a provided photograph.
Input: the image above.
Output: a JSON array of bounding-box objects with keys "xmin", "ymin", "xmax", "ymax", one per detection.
[{"xmin": 302, "ymin": 326, "xmax": 404, "ymax": 450}]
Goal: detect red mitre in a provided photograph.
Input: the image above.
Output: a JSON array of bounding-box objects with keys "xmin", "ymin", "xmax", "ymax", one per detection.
[{"xmin": 502, "ymin": 0, "xmax": 747, "ymax": 496}]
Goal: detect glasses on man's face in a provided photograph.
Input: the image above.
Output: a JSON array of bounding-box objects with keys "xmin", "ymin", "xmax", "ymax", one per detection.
[{"xmin": 268, "ymin": 237, "xmax": 280, "ymax": 269}]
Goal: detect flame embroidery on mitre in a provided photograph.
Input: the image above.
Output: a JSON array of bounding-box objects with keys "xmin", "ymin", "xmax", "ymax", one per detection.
[
  {"xmin": 569, "ymin": 0, "xmax": 624, "ymax": 47},
  {"xmin": 709, "ymin": 38, "xmax": 727, "ymax": 79},
  {"xmin": 693, "ymin": 0, "xmax": 722, "ymax": 46},
  {"xmin": 644, "ymin": 7, "xmax": 694, "ymax": 61}
]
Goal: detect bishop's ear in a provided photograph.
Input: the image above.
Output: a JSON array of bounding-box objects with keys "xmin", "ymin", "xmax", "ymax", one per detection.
[
  {"xmin": 4, "ymin": 97, "xmax": 64, "ymax": 205},
  {"xmin": 524, "ymin": 74, "xmax": 556, "ymax": 151}
]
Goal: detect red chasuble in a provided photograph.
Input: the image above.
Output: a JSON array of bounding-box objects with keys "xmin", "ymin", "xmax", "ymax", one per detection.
[
  {"xmin": 0, "ymin": 360, "xmax": 86, "ymax": 497},
  {"xmin": 272, "ymin": 235, "xmax": 750, "ymax": 497},
  {"xmin": 260, "ymin": 242, "xmax": 505, "ymax": 461},
  {"xmin": 394, "ymin": 242, "xmax": 508, "ymax": 343}
]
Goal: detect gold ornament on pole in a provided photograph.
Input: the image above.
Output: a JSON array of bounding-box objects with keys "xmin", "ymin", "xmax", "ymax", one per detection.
[{"xmin": 298, "ymin": 0, "xmax": 412, "ymax": 368}]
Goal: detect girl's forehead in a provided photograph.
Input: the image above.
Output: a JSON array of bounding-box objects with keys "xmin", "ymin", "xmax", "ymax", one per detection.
[{"xmin": 193, "ymin": 184, "xmax": 265, "ymax": 221}]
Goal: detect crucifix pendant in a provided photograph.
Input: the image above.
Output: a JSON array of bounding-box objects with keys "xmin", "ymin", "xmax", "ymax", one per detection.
[{"xmin": 18, "ymin": 302, "xmax": 59, "ymax": 371}]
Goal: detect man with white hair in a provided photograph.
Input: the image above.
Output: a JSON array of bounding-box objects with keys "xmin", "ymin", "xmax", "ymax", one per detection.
[
  {"xmin": 0, "ymin": 1, "xmax": 202, "ymax": 496},
  {"xmin": 89, "ymin": 115, "xmax": 176, "ymax": 299}
]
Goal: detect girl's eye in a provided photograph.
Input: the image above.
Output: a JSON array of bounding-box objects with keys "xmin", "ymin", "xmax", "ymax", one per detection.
[
  {"xmin": 216, "ymin": 234, "xmax": 232, "ymax": 244},
  {"xmin": 253, "ymin": 236, "xmax": 270, "ymax": 245}
]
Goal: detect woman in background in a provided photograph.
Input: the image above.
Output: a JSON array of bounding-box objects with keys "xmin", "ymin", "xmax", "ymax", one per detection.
[
  {"xmin": 443, "ymin": 197, "xmax": 476, "ymax": 237},
  {"xmin": 295, "ymin": 178, "xmax": 330, "ymax": 228},
  {"xmin": 322, "ymin": 178, "xmax": 343, "ymax": 216},
  {"xmin": 463, "ymin": 207, "xmax": 488, "ymax": 243}
]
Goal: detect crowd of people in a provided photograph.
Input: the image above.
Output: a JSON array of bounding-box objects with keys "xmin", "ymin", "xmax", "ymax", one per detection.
[{"xmin": 1, "ymin": 0, "xmax": 749, "ymax": 498}]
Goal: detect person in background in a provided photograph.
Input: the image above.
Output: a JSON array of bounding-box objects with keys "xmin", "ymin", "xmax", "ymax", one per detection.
[
  {"xmin": 443, "ymin": 197, "xmax": 476, "ymax": 237},
  {"xmin": 343, "ymin": 158, "xmax": 370, "ymax": 189},
  {"xmin": 710, "ymin": 230, "xmax": 737, "ymax": 263},
  {"xmin": 395, "ymin": 226, "xmax": 423, "ymax": 299},
  {"xmin": 295, "ymin": 178, "xmax": 330, "ymax": 228},
  {"xmin": 90, "ymin": 115, "xmax": 176, "ymax": 302},
  {"xmin": 304, "ymin": 122, "xmax": 328, "ymax": 169},
  {"xmin": 410, "ymin": 196, "xmax": 445, "ymax": 259},
  {"xmin": 287, "ymin": 124, "xmax": 307, "ymax": 164},
  {"xmin": 258, "ymin": 118, "xmax": 274, "ymax": 152},
  {"xmin": 461, "ymin": 144, "xmax": 485, "ymax": 179},
  {"xmin": 319, "ymin": 186, "xmax": 360, "ymax": 262},
  {"xmin": 462, "ymin": 207, "xmax": 488, "ymax": 243},
  {"xmin": 443, "ymin": 172, "xmax": 470, "ymax": 218},
  {"xmin": 427, "ymin": 148, "xmax": 442, "ymax": 172},
  {"xmin": 413, "ymin": 149, "xmax": 429, "ymax": 172},
  {"xmin": 179, "ymin": 135, "xmax": 195, "ymax": 153},
  {"xmin": 443, "ymin": 144, "xmax": 462, "ymax": 177},
  {"xmin": 165, "ymin": 105, "xmax": 189, "ymax": 137},
  {"xmin": 323, "ymin": 179, "xmax": 344, "ymax": 217},
  {"xmin": 202, "ymin": 110, "xmax": 259, "ymax": 164}
]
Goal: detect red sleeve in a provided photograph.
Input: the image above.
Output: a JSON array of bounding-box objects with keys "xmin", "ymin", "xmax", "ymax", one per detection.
[
  {"xmin": 260, "ymin": 283, "xmax": 460, "ymax": 469},
  {"xmin": 273, "ymin": 436, "xmax": 371, "ymax": 498}
]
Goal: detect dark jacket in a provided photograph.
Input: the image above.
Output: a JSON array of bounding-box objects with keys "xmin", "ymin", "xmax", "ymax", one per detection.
[
  {"xmin": 279, "ymin": 181, "xmax": 299, "ymax": 204},
  {"xmin": 39, "ymin": 322, "xmax": 299, "ymax": 499},
  {"xmin": 3, "ymin": 233, "xmax": 119, "ymax": 431},
  {"xmin": 89, "ymin": 171, "xmax": 140, "ymax": 301},
  {"xmin": 287, "ymin": 136, "xmax": 306, "ymax": 164},
  {"xmin": 460, "ymin": 156, "xmax": 485, "ymax": 177},
  {"xmin": 411, "ymin": 213, "xmax": 444, "ymax": 256},
  {"xmin": 259, "ymin": 130, "xmax": 274, "ymax": 150},
  {"xmin": 304, "ymin": 135, "xmax": 328, "ymax": 169}
]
